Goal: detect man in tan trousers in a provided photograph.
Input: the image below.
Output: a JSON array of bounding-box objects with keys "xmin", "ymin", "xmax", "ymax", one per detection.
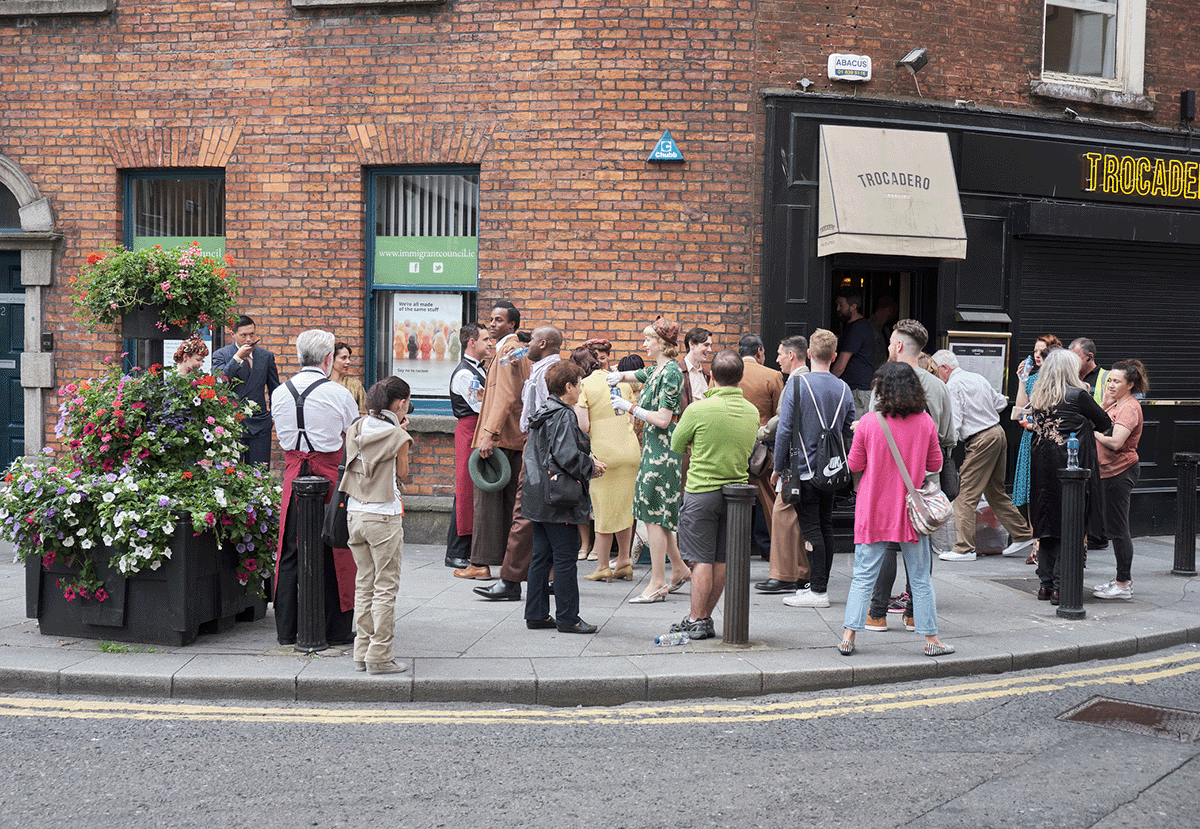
[
  {"xmin": 737, "ymin": 334, "xmax": 785, "ymax": 560},
  {"xmin": 755, "ymin": 335, "xmax": 811, "ymax": 592}
]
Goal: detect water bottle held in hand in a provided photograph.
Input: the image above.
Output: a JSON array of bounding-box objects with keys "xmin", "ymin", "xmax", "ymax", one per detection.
[
  {"xmin": 468, "ymin": 375, "xmax": 482, "ymax": 403},
  {"xmin": 498, "ymin": 346, "xmax": 529, "ymax": 367},
  {"xmin": 1066, "ymin": 432, "xmax": 1080, "ymax": 469},
  {"xmin": 654, "ymin": 632, "xmax": 690, "ymax": 646}
]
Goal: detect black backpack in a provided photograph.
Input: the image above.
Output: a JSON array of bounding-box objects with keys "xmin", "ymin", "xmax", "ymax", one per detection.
[{"xmin": 799, "ymin": 375, "xmax": 851, "ymax": 493}]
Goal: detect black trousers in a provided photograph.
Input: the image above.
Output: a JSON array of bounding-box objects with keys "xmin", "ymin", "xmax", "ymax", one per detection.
[
  {"xmin": 445, "ymin": 495, "xmax": 472, "ymax": 559},
  {"xmin": 275, "ymin": 492, "xmax": 354, "ymax": 644}
]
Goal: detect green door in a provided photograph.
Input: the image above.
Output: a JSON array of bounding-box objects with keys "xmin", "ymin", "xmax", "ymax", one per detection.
[{"xmin": 0, "ymin": 253, "xmax": 23, "ymax": 469}]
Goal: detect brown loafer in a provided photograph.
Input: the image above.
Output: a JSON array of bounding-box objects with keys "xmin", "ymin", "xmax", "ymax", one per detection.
[{"xmin": 453, "ymin": 564, "xmax": 495, "ymax": 580}]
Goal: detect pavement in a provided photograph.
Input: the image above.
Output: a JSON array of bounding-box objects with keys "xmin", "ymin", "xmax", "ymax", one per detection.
[{"xmin": 0, "ymin": 536, "xmax": 1197, "ymax": 707}]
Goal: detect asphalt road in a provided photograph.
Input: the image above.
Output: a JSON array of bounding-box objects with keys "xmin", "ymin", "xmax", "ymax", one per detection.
[{"xmin": 2, "ymin": 645, "xmax": 1198, "ymax": 829}]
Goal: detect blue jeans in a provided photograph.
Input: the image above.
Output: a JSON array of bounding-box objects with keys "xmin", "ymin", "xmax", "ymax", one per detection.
[
  {"xmin": 526, "ymin": 521, "xmax": 581, "ymax": 627},
  {"xmin": 844, "ymin": 539, "xmax": 938, "ymax": 636}
]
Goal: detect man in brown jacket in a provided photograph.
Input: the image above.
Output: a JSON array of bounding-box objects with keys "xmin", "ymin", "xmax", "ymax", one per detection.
[
  {"xmin": 455, "ymin": 301, "xmax": 530, "ymax": 581},
  {"xmin": 738, "ymin": 334, "xmax": 785, "ymax": 559}
]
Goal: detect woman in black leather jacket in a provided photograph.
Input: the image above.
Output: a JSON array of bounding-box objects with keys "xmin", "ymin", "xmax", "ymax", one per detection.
[{"xmin": 522, "ymin": 361, "xmax": 606, "ymax": 634}]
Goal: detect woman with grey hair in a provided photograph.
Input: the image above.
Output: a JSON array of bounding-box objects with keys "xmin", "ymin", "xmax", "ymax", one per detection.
[{"xmin": 1027, "ymin": 348, "xmax": 1111, "ymax": 605}]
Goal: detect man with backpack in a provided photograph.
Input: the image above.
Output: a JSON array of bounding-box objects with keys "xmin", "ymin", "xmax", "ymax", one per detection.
[{"xmin": 772, "ymin": 328, "xmax": 855, "ymax": 608}]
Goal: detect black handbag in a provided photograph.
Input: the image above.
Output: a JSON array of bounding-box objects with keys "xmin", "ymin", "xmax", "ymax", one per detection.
[
  {"xmin": 322, "ymin": 462, "xmax": 350, "ymax": 548},
  {"xmin": 940, "ymin": 445, "xmax": 960, "ymax": 502},
  {"xmin": 546, "ymin": 459, "xmax": 585, "ymax": 508}
]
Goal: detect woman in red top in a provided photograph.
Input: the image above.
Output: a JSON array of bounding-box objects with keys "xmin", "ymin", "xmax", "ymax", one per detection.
[
  {"xmin": 1092, "ymin": 359, "xmax": 1148, "ymax": 600},
  {"xmin": 841, "ymin": 362, "xmax": 953, "ymax": 657}
]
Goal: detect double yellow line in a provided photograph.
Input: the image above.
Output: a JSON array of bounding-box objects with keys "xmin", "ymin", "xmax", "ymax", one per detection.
[{"xmin": 2, "ymin": 651, "xmax": 1197, "ymax": 725}]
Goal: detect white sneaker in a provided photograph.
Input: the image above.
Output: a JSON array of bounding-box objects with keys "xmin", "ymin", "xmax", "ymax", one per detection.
[
  {"xmin": 938, "ymin": 551, "xmax": 977, "ymax": 562},
  {"xmin": 1093, "ymin": 581, "xmax": 1132, "ymax": 599},
  {"xmin": 1001, "ymin": 538, "xmax": 1034, "ymax": 557},
  {"xmin": 782, "ymin": 588, "xmax": 830, "ymax": 608},
  {"xmin": 1092, "ymin": 578, "xmax": 1116, "ymax": 592}
]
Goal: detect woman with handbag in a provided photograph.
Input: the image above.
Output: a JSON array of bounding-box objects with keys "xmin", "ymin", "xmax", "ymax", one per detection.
[
  {"xmin": 841, "ymin": 362, "xmax": 954, "ymax": 657},
  {"xmin": 523, "ymin": 361, "xmax": 607, "ymax": 634},
  {"xmin": 1028, "ymin": 348, "xmax": 1111, "ymax": 604},
  {"xmin": 340, "ymin": 376, "xmax": 412, "ymax": 675}
]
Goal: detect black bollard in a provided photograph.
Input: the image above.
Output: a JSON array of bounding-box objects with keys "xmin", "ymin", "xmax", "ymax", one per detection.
[
  {"xmin": 293, "ymin": 475, "xmax": 331, "ymax": 653},
  {"xmin": 1173, "ymin": 452, "xmax": 1200, "ymax": 576},
  {"xmin": 1057, "ymin": 468, "xmax": 1090, "ymax": 620},
  {"xmin": 721, "ymin": 483, "xmax": 757, "ymax": 645}
]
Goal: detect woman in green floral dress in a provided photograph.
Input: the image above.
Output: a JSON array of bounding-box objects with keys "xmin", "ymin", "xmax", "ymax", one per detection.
[{"xmin": 607, "ymin": 318, "xmax": 689, "ymax": 603}]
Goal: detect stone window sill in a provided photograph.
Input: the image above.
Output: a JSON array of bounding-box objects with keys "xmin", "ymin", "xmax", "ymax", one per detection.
[
  {"xmin": 1030, "ymin": 80, "xmax": 1153, "ymax": 113},
  {"xmin": 292, "ymin": 0, "xmax": 443, "ymax": 7},
  {"xmin": 0, "ymin": 0, "xmax": 112, "ymax": 16}
]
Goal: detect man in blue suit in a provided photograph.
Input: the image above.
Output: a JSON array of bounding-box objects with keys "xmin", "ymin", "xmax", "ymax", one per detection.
[{"xmin": 211, "ymin": 315, "xmax": 280, "ymax": 464}]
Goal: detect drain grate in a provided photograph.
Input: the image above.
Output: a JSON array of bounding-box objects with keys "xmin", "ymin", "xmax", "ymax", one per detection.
[{"xmin": 1057, "ymin": 695, "xmax": 1200, "ymax": 742}]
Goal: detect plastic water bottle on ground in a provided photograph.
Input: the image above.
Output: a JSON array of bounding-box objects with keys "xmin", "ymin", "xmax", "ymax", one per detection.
[
  {"xmin": 1066, "ymin": 432, "xmax": 1080, "ymax": 469},
  {"xmin": 654, "ymin": 632, "xmax": 690, "ymax": 646}
]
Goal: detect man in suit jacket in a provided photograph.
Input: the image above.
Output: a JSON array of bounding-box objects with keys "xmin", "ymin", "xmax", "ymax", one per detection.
[
  {"xmin": 738, "ymin": 333, "xmax": 786, "ymax": 559},
  {"xmin": 211, "ymin": 315, "xmax": 281, "ymax": 464}
]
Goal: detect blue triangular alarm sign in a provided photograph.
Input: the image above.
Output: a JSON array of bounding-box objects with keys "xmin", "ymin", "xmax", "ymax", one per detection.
[{"xmin": 648, "ymin": 130, "xmax": 685, "ymax": 162}]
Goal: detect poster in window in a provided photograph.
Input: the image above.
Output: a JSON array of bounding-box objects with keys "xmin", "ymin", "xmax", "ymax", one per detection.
[{"xmin": 390, "ymin": 293, "xmax": 463, "ymax": 397}]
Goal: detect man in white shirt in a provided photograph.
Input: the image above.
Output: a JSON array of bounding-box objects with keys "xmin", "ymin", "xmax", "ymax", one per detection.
[
  {"xmin": 931, "ymin": 349, "xmax": 1033, "ymax": 563},
  {"xmin": 271, "ymin": 329, "xmax": 361, "ymax": 646},
  {"xmin": 678, "ymin": 327, "xmax": 713, "ymax": 411}
]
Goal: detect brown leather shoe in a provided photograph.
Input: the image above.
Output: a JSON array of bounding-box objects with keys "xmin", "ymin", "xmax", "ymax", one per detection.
[{"xmin": 453, "ymin": 564, "xmax": 495, "ymax": 580}]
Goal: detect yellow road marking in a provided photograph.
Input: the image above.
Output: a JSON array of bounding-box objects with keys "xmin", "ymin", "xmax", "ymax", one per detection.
[{"xmin": 1, "ymin": 652, "xmax": 1196, "ymax": 726}]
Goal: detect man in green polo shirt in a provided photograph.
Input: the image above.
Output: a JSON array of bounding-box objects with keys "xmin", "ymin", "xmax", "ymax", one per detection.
[{"xmin": 667, "ymin": 349, "xmax": 761, "ymax": 640}]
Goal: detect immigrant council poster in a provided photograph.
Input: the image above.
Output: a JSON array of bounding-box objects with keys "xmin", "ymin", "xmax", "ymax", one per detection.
[{"xmin": 390, "ymin": 293, "xmax": 463, "ymax": 397}]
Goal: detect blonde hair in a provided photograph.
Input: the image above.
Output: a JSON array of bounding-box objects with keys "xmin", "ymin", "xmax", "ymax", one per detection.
[
  {"xmin": 642, "ymin": 324, "xmax": 678, "ymax": 359},
  {"xmin": 1030, "ymin": 348, "xmax": 1087, "ymax": 411},
  {"xmin": 808, "ymin": 328, "xmax": 837, "ymax": 362}
]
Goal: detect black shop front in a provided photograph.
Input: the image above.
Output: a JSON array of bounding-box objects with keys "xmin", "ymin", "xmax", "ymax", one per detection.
[{"xmin": 761, "ymin": 93, "xmax": 1200, "ymax": 535}]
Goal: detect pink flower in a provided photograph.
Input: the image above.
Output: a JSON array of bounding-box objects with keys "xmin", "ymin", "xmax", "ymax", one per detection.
[
  {"xmin": 245, "ymin": 558, "xmax": 258, "ymax": 571},
  {"xmin": 95, "ymin": 588, "xmax": 108, "ymax": 602},
  {"xmin": 206, "ymin": 416, "xmax": 215, "ymax": 425},
  {"xmin": 160, "ymin": 281, "xmax": 171, "ymax": 291},
  {"xmin": 205, "ymin": 512, "xmax": 216, "ymax": 526},
  {"xmin": 78, "ymin": 588, "xmax": 90, "ymax": 600},
  {"xmin": 64, "ymin": 587, "xmax": 76, "ymax": 601}
]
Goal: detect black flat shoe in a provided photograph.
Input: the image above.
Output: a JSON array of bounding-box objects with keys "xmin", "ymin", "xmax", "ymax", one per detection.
[
  {"xmin": 525, "ymin": 617, "xmax": 556, "ymax": 629},
  {"xmin": 1050, "ymin": 590, "xmax": 1060, "ymax": 605},
  {"xmin": 556, "ymin": 619, "xmax": 598, "ymax": 634},
  {"xmin": 754, "ymin": 579, "xmax": 799, "ymax": 594},
  {"xmin": 445, "ymin": 556, "xmax": 470, "ymax": 569},
  {"xmin": 474, "ymin": 579, "xmax": 522, "ymax": 601}
]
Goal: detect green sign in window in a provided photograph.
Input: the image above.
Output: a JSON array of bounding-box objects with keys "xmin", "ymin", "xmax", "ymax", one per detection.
[
  {"xmin": 133, "ymin": 236, "xmax": 226, "ymax": 260},
  {"xmin": 374, "ymin": 236, "xmax": 478, "ymax": 287}
]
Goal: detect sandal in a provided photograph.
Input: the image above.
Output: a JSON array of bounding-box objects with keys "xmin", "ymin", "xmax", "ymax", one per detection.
[
  {"xmin": 587, "ymin": 551, "xmax": 599, "ymax": 561},
  {"xmin": 838, "ymin": 639, "xmax": 855, "ymax": 656},
  {"xmin": 628, "ymin": 584, "xmax": 669, "ymax": 604},
  {"xmin": 577, "ymin": 550, "xmax": 588, "ymax": 560},
  {"xmin": 924, "ymin": 642, "xmax": 955, "ymax": 657}
]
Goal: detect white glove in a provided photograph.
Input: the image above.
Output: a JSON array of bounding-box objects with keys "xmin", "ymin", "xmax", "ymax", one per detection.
[
  {"xmin": 605, "ymin": 371, "xmax": 623, "ymax": 387},
  {"xmin": 611, "ymin": 395, "xmax": 633, "ymax": 414}
]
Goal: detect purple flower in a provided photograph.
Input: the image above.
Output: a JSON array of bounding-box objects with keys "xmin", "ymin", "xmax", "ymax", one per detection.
[
  {"xmin": 56, "ymin": 486, "xmax": 66, "ymax": 495},
  {"xmin": 158, "ymin": 496, "xmax": 170, "ymax": 506}
]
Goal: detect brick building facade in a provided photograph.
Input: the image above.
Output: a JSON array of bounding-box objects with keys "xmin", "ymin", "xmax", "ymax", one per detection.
[{"xmin": 3, "ymin": 0, "xmax": 1197, "ymax": 534}]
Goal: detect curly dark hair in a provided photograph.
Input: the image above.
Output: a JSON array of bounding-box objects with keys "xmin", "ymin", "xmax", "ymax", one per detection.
[{"xmin": 873, "ymin": 362, "xmax": 927, "ymax": 418}]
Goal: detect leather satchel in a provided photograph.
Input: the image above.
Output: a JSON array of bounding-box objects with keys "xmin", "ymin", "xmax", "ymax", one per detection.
[
  {"xmin": 748, "ymin": 440, "xmax": 772, "ymax": 477},
  {"xmin": 546, "ymin": 459, "xmax": 585, "ymax": 508},
  {"xmin": 939, "ymin": 446, "xmax": 960, "ymax": 502},
  {"xmin": 322, "ymin": 463, "xmax": 350, "ymax": 548}
]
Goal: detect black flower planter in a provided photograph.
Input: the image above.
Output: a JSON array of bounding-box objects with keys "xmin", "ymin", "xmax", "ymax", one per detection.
[
  {"xmin": 120, "ymin": 302, "xmax": 188, "ymax": 341},
  {"xmin": 25, "ymin": 517, "xmax": 266, "ymax": 647}
]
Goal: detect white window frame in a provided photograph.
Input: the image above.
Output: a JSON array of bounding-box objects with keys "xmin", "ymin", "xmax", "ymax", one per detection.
[{"xmin": 1041, "ymin": 0, "xmax": 1146, "ymax": 96}]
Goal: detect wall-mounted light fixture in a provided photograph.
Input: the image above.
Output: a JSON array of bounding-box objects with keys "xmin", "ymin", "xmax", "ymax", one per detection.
[
  {"xmin": 1182, "ymin": 90, "xmax": 1196, "ymax": 124},
  {"xmin": 896, "ymin": 47, "xmax": 928, "ymax": 97}
]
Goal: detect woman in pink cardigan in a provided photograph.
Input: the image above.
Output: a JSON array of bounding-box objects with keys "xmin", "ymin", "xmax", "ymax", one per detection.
[{"xmin": 841, "ymin": 362, "xmax": 955, "ymax": 657}]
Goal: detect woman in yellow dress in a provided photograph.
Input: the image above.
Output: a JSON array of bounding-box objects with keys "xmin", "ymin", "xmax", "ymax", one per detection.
[{"xmin": 572, "ymin": 341, "xmax": 641, "ymax": 582}]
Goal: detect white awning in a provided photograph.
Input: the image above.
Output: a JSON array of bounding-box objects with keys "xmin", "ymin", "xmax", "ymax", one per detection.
[{"xmin": 817, "ymin": 125, "xmax": 967, "ymax": 259}]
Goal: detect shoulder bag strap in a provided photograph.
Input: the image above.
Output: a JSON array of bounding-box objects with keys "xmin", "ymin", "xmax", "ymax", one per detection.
[{"xmin": 875, "ymin": 411, "xmax": 935, "ymax": 525}]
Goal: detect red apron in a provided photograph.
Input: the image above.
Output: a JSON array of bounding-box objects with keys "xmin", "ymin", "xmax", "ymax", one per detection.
[
  {"xmin": 454, "ymin": 414, "xmax": 478, "ymax": 536},
  {"xmin": 276, "ymin": 449, "xmax": 356, "ymax": 613}
]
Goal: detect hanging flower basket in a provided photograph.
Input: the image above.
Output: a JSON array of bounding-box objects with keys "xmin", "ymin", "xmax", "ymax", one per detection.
[{"xmin": 72, "ymin": 242, "xmax": 240, "ymax": 336}]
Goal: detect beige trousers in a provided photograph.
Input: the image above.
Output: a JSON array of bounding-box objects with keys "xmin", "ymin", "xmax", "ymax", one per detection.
[
  {"xmin": 768, "ymin": 495, "xmax": 810, "ymax": 582},
  {"xmin": 348, "ymin": 511, "xmax": 404, "ymax": 665},
  {"xmin": 952, "ymin": 423, "xmax": 1031, "ymax": 554}
]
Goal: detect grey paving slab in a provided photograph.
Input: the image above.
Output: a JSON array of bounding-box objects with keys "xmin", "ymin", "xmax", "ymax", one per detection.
[
  {"xmin": 638, "ymin": 652, "xmax": 763, "ymax": 701},
  {"xmin": 171, "ymin": 652, "xmax": 303, "ymax": 700},
  {"xmin": 59, "ymin": 652, "xmax": 195, "ymax": 698},
  {"xmin": 0, "ymin": 645, "xmax": 95, "ymax": 694},
  {"xmin": 411, "ymin": 657, "xmax": 537, "ymax": 705},
  {"xmin": 530, "ymin": 656, "xmax": 647, "ymax": 707},
  {"xmin": 296, "ymin": 653, "xmax": 413, "ymax": 703}
]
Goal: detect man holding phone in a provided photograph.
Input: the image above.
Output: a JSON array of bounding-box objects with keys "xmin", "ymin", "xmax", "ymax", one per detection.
[{"xmin": 212, "ymin": 314, "xmax": 281, "ymax": 464}]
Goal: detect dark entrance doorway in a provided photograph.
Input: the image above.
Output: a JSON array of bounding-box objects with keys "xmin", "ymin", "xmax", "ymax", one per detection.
[
  {"xmin": 0, "ymin": 252, "xmax": 23, "ymax": 469},
  {"xmin": 830, "ymin": 258, "xmax": 939, "ymax": 358}
]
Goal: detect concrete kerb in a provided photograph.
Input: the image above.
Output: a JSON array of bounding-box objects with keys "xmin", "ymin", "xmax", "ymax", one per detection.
[{"xmin": 0, "ymin": 537, "xmax": 1196, "ymax": 706}]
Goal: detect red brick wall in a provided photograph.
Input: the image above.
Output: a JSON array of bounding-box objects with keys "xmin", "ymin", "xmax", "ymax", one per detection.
[{"xmin": 0, "ymin": 0, "xmax": 760, "ymax": 495}]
